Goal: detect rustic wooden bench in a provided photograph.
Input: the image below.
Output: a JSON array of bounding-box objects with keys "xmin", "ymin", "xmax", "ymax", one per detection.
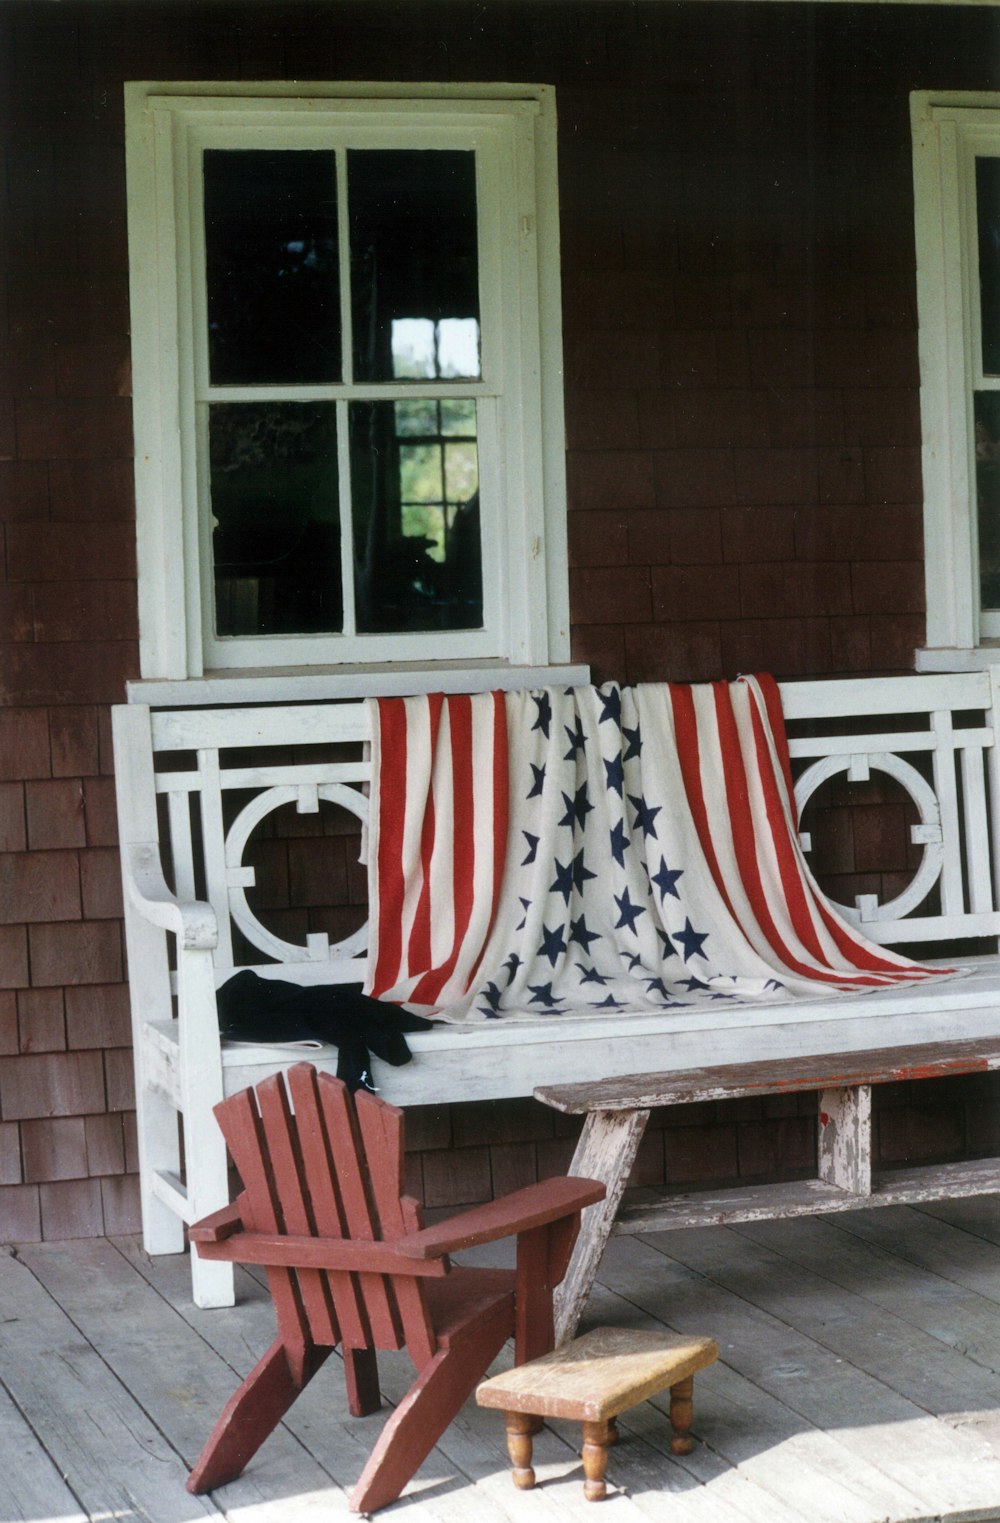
[
  {"xmin": 476, "ymin": 1325, "xmax": 719, "ymax": 1500},
  {"xmin": 113, "ymin": 666, "xmax": 1000, "ymax": 1310}
]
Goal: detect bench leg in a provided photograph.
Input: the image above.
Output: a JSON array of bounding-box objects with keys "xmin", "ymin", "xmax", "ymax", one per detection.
[
  {"xmin": 504, "ymin": 1411, "xmax": 537, "ymax": 1490},
  {"xmin": 581, "ymin": 1418, "xmax": 613, "ymax": 1501},
  {"xmin": 552, "ymin": 1108, "xmax": 651, "ymax": 1345},
  {"xmin": 669, "ymin": 1374, "xmax": 694, "ymax": 1455}
]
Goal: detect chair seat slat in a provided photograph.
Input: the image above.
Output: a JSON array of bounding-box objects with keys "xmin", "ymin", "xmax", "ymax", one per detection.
[
  {"xmin": 315, "ymin": 1073, "xmax": 404, "ymax": 1351},
  {"xmin": 287, "ymin": 1064, "xmax": 372, "ymax": 1348},
  {"xmin": 256, "ymin": 1071, "xmax": 339, "ymax": 1347},
  {"xmin": 355, "ymin": 1090, "xmax": 437, "ymax": 1368}
]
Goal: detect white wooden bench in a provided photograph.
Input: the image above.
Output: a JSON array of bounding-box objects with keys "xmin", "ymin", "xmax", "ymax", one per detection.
[{"xmin": 113, "ymin": 667, "xmax": 1000, "ymax": 1310}]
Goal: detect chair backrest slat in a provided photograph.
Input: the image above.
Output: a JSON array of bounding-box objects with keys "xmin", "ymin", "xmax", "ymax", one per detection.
[
  {"xmin": 314, "ymin": 1073, "xmax": 404, "ymax": 1351},
  {"xmin": 287, "ymin": 1064, "xmax": 371, "ymax": 1348},
  {"xmin": 215, "ymin": 1086, "xmax": 310, "ymax": 1362},
  {"xmin": 354, "ymin": 1090, "xmax": 437, "ymax": 1368},
  {"xmin": 256, "ymin": 1072, "xmax": 340, "ymax": 1347}
]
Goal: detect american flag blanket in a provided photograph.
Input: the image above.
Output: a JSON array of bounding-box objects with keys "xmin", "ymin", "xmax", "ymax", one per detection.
[{"xmin": 364, "ymin": 677, "xmax": 940, "ymax": 1021}]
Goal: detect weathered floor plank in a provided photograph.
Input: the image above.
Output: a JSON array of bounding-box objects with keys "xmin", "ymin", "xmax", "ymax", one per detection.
[{"xmin": 8, "ymin": 1211, "xmax": 1000, "ymax": 1523}]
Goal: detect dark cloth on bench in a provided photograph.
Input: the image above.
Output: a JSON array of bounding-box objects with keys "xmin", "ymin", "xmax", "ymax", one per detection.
[{"xmin": 217, "ymin": 970, "xmax": 433, "ymax": 1092}]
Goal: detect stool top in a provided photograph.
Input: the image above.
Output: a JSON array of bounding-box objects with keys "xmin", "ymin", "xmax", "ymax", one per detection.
[{"xmin": 476, "ymin": 1325, "xmax": 718, "ymax": 1421}]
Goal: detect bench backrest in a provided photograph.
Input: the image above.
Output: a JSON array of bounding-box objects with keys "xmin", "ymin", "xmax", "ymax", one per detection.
[{"xmin": 113, "ymin": 668, "xmax": 1000, "ymax": 990}]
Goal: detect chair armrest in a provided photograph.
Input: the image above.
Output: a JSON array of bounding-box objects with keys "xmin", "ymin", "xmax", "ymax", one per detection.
[
  {"xmin": 189, "ymin": 1201, "xmax": 244, "ymax": 1243},
  {"xmin": 193, "ymin": 1228, "xmax": 450, "ymax": 1278},
  {"xmin": 394, "ymin": 1175, "xmax": 606, "ymax": 1259},
  {"xmin": 122, "ymin": 843, "xmax": 218, "ymax": 951}
]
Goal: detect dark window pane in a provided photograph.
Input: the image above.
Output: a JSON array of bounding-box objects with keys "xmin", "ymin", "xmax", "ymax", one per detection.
[
  {"xmin": 348, "ymin": 150, "xmax": 480, "ymax": 383},
  {"xmin": 977, "ymin": 390, "xmax": 1000, "ymax": 610},
  {"xmin": 350, "ymin": 400, "xmax": 482, "ymax": 632},
  {"xmin": 209, "ymin": 403, "xmax": 342, "ymax": 636},
  {"xmin": 204, "ymin": 150, "xmax": 341, "ymax": 385},
  {"xmin": 977, "ymin": 157, "xmax": 1000, "ymax": 378}
]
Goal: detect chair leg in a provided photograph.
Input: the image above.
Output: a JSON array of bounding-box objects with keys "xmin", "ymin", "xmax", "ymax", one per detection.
[
  {"xmin": 344, "ymin": 1345, "xmax": 382, "ymax": 1417},
  {"xmin": 187, "ymin": 1337, "xmax": 330, "ymax": 1494},
  {"xmin": 349, "ymin": 1307, "xmax": 510, "ymax": 1515}
]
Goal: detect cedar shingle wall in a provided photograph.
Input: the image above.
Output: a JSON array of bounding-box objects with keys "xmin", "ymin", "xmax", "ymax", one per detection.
[{"xmin": 3, "ymin": 0, "xmax": 1000, "ymax": 1235}]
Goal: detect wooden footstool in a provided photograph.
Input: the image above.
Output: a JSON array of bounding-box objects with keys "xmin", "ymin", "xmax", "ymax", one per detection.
[{"xmin": 476, "ymin": 1326, "xmax": 718, "ymax": 1501}]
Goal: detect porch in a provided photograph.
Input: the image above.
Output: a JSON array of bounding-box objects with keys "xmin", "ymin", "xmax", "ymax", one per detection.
[{"xmin": 7, "ymin": 1199, "xmax": 1000, "ymax": 1523}]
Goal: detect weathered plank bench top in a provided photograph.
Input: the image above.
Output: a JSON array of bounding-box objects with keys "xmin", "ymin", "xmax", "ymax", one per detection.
[{"xmin": 535, "ymin": 1033, "xmax": 1000, "ymax": 1111}]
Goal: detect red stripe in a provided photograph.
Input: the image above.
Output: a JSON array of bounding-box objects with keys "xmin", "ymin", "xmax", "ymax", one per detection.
[
  {"xmin": 669, "ymin": 683, "xmax": 738, "ymax": 921},
  {"xmin": 370, "ymin": 698, "xmax": 407, "ymax": 997},
  {"xmin": 410, "ymin": 696, "xmax": 476, "ymax": 1004},
  {"xmin": 406, "ymin": 692, "xmax": 444, "ymax": 977},
  {"xmin": 467, "ymin": 690, "xmax": 510, "ymax": 988},
  {"xmin": 716, "ymin": 684, "xmax": 891, "ymax": 986},
  {"xmin": 744, "ymin": 692, "xmax": 914, "ymax": 979},
  {"xmin": 752, "ymin": 672, "xmax": 796, "ymax": 814}
]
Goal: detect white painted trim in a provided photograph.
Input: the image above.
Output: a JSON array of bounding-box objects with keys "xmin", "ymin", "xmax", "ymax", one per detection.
[
  {"xmin": 124, "ymin": 81, "xmax": 569, "ymax": 679},
  {"xmin": 912, "ymin": 91, "xmax": 1000, "ymax": 658}
]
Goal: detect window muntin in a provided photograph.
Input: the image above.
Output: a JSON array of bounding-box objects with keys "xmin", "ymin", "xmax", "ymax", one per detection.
[{"xmin": 125, "ymin": 85, "xmax": 567, "ymax": 681}]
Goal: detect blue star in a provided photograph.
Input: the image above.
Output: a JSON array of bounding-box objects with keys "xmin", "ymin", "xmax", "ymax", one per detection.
[
  {"xmin": 531, "ymin": 693, "xmax": 551, "ymax": 738},
  {"xmin": 651, "ymin": 856, "xmax": 683, "ymax": 899},
  {"xmin": 765, "ymin": 978, "xmax": 785, "ymax": 991},
  {"xmin": 482, "ymin": 981, "xmax": 503, "ymax": 1011},
  {"xmin": 614, "ymin": 886, "xmax": 645, "ymax": 934},
  {"xmin": 628, "ymin": 793, "xmax": 662, "ymax": 840},
  {"xmin": 527, "ymin": 981, "xmax": 562, "ymax": 1006},
  {"xmin": 604, "ymin": 754, "xmax": 625, "ymax": 797},
  {"xmin": 680, "ymin": 975, "xmax": 710, "ymax": 992},
  {"xmin": 539, "ymin": 922, "xmax": 567, "ymax": 967},
  {"xmin": 676, "ymin": 918, "xmax": 709, "ymax": 961},
  {"xmin": 550, "ymin": 857, "xmax": 576, "ymax": 905},
  {"xmin": 598, "ymin": 687, "xmax": 622, "ymax": 728},
  {"xmin": 596, "ymin": 994, "xmax": 624, "ymax": 1009},
  {"xmin": 522, "ymin": 831, "xmax": 539, "ymax": 865},
  {"xmin": 572, "ymin": 848, "xmax": 597, "ymax": 892},
  {"xmin": 515, "ymin": 896, "xmax": 531, "ymax": 930},
  {"xmin": 579, "ymin": 964, "xmax": 609, "ymax": 986},
  {"xmin": 609, "ymin": 819, "xmax": 630, "ymax": 867},
  {"xmin": 569, "ymin": 913, "xmax": 601, "ymax": 952},
  {"xmin": 563, "ymin": 717, "xmax": 587, "ymax": 761},
  {"xmin": 527, "ymin": 762, "xmax": 546, "ymax": 798},
  {"xmin": 622, "ymin": 724, "xmax": 642, "ymax": 760},
  {"xmin": 645, "ymin": 976, "xmax": 671, "ymax": 1000},
  {"xmin": 559, "ymin": 782, "xmax": 594, "ymax": 830},
  {"xmin": 655, "ymin": 926, "xmax": 676, "ymax": 957},
  {"xmin": 502, "ymin": 952, "xmax": 523, "ymax": 981},
  {"xmin": 623, "ymin": 951, "xmax": 644, "ymax": 971}
]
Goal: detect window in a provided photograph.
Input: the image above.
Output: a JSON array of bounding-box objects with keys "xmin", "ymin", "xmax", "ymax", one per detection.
[
  {"xmin": 125, "ymin": 83, "xmax": 568, "ymax": 682},
  {"xmin": 912, "ymin": 93, "xmax": 1000, "ymax": 668}
]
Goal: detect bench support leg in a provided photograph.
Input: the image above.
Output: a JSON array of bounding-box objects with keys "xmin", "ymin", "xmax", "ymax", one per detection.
[
  {"xmin": 581, "ymin": 1419, "xmax": 613, "ymax": 1501},
  {"xmin": 669, "ymin": 1374, "xmax": 695, "ymax": 1454},
  {"xmin": 504, "ymin": 1411, "xmax": 537, "ymax": 1490},
  {"xmin": 818, "ymin": 1084, "xmax": 872, "ymax": 1195},
  {"xmin": 552, "ymin": 1109, "xmax": 651, "ymax": 1346}
]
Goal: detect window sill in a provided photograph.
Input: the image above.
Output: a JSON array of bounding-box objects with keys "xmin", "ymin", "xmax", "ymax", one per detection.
[
  {"xmin": 914, "ymin": 645, "xmax": 1000, "ymax": 674},
  {"xmin": 125, "ymin": 660, "xmax": 591, "ymax": 708}
]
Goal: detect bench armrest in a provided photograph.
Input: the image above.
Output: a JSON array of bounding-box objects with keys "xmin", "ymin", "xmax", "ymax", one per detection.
[
  {"xmin": 122, "ymin": 843, "xmax": 218, "ymax": 951},
  {"xmin": 395, "ymin": 1175, "xmax": 606, "ymax": 1259}
]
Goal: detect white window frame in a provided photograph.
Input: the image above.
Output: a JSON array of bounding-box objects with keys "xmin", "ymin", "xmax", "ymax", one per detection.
[
  {"xmin": 124, "ymin": 81, "xmax": 570, "ymax": 686},
  {"xmin": 912, "ymin": 91, "xmax": 1000, "ymax": 672}
]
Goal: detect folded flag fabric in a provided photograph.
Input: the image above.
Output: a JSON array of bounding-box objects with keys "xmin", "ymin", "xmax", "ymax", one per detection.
[{"xmin": 364, "ymin": 677, "xmax": 943, "ymax": 1022}]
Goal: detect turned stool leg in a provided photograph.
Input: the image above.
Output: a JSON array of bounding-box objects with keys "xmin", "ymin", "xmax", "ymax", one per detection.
[
  {"xmin": 669, "ymin": 1374, "xmax": 695, "ymax": 1455},
  {"xmin": 581, "ymin": 1418, "xmax": 614, "ymax": 1501},
  {"xmin": 504, "ymin": 1411, "xmax": 537, "ymax": 1490}
]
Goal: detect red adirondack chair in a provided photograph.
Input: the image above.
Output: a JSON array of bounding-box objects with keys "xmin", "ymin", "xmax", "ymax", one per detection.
[{"xmin": 185, "ymin": 1062, "xmax": 605, "ymax": 1514}]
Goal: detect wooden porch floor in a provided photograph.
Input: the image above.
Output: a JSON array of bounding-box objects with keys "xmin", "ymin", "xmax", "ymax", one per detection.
[{"xmin": 7, "ymin": 1200, "xmax": 1000, "ymax": 1523}]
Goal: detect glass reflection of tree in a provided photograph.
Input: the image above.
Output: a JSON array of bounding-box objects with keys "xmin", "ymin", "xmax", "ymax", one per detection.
[{"xmin": 976, "ymin": 393, "xmax": 1000, "ymax": 610}]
